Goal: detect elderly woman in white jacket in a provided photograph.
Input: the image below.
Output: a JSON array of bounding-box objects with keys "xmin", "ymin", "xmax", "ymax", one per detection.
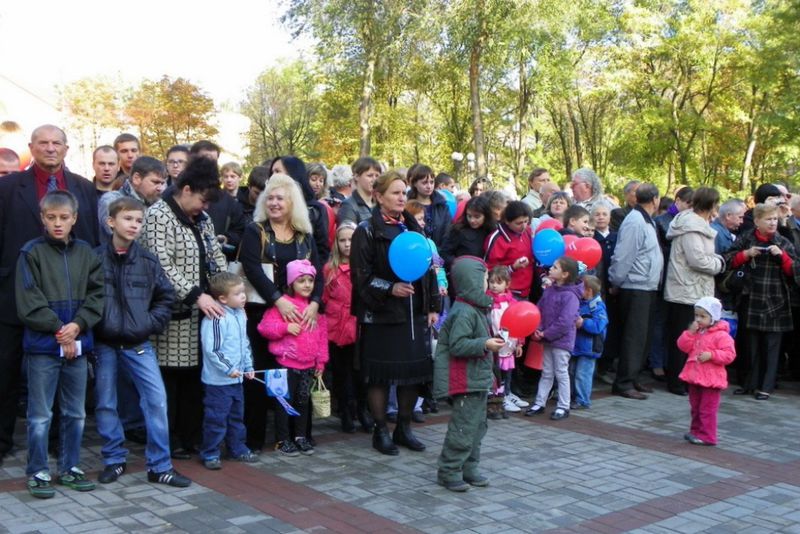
[{"xmin": 664, "ymin": 187, "xmax": 725, "ymax": 395}]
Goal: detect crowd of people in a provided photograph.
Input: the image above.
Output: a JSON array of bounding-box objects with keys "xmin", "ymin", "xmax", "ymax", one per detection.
[{"xmin": 0, "ymin": 123, "xmax": 799, "ymax": 498}]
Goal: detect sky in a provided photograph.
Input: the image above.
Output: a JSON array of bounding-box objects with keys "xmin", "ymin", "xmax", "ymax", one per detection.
[{"xmin": 0, "ymin": 0, "xmax": 311, "ymax": 171}]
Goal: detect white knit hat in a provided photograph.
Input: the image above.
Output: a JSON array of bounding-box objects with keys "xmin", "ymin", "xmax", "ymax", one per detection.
[{"xmin": 695, "ymin": 296, "xmax": 722, "ymax": 323}]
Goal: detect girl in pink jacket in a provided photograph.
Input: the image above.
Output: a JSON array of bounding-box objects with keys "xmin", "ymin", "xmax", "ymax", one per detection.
[
  {"xmin": 677, "ymin": 297, "xmax": 736, "ymax": 446},
  {"xmin": 258, "ymin": 260, "xmax": 329, "ymax": 456}
]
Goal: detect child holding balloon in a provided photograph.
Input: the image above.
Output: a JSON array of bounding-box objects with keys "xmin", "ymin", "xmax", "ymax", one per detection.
[
  {"xmin": 486, "ymin": 266, "xmax": 527, "ymax": 413},
  {"xmin": 525, "ymin": 256, "xmax": 584, "ymax": 420}
]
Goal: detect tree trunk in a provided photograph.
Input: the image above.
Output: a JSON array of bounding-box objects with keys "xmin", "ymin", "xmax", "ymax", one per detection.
[
  {"xmin": 666, "ymin": 155, "xmax": 675, "ymax": 195},
  {"xmin": 359, "ymin": 54, "xmax": 376, "ymax": 157},
  {"xmin": 514, "ymin": 57, "xmax": 529, "ymax": 187},
  {"xmin": 741, "ymin": 125, "xmax": 758, "ymax": 193},
  {"xmin": 568, "ymin": 100, "xmax": 583, "ymax": 167},
  {"xmin": 469, "ymin": 1, "xmax": 488, "ymax": 178}
]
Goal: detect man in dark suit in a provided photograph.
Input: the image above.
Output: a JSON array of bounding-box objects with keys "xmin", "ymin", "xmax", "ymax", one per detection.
[{"xmin": 0, "ymin": 124, "xmax": 99, "ymax": 464}]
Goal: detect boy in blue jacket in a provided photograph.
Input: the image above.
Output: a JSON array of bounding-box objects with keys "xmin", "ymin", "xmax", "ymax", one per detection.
[
  {"xmin": 571, "ymin": 275, "xmax": 608, "ymax": 409},
  {"xmin": 93, "ymin": 197, "xmax": 191, "ymax": 488},
  {"xmin": 15, "ymin": 191, "xmax": 104, "ymax": 499},
  {"xmin": 199, "ymin": 272, "xmax": 258, "ymax": 470}
]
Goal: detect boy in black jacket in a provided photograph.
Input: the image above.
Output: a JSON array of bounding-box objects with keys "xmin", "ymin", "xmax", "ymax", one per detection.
[
  {"xmin": 16, "ymin": 191, "xmax": 104, "ymax": 499},
  {"xmin": 93, "ymin": 197, "xmax": 190, "ymax": 488}
]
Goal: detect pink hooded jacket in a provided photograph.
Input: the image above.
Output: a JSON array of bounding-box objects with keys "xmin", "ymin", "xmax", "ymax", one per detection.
[
  {"xmin": 257, "ymin": 294, "xmax": 329, "ymax": 372},
  {"xmin": 677, "ymin": 320, "xmax": 736, "ymax": 389}
]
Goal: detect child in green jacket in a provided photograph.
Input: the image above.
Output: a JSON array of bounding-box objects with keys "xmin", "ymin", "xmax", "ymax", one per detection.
[{"xmin": 433, "ymin": 256, "xmax": 506, "ymax": 492}]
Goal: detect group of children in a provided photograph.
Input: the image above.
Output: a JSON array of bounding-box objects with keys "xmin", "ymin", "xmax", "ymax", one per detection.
[{"xmin": 18, "ymin": 190, "xmax": 330, "ymax": 499}]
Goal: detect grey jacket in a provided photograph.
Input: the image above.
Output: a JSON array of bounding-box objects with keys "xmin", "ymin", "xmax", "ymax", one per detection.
[
  {"xmin": 664, "ymin": 210, "xmax": 724, "ymax": 305},
  {"xmin": 609, "ymin": 206, "xmax": 663, "ymax": 291}
]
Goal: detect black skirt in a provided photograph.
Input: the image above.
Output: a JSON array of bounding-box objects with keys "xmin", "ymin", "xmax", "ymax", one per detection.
[{"xmin": 359, "ymin": 316, "xmax": 432, "ymax": 386}]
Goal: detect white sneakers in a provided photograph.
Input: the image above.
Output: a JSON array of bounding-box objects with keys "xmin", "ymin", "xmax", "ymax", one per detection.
[
  {"xmin": 505, "ymin": 392, "xmax": 530, "ymax": 408},
  {"xmin": 503, "ymin": 398, "xmax": 521, "ymax": 412}
]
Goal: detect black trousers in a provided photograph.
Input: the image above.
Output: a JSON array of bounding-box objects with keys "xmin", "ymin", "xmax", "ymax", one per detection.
[
  {"xmin": 597, "ymin": 291, "xmax": 621, "ymax": 375},
  {"xmin": 161, "ymin": 367, "xmax": 203, "ymax": 451},
  {"xmin": 330, "ymin": 343, "xmax": 366, "ymax": 415},
  {"xmin": 666, "ymin": 302, "xmax": 696, "ymax": 393},
  {"xmin": 745, "ymin": 330, "xmax": 783, "ymax": 394},
  {"xmin": 0, "ymin": 322, "xmax": 23, "ymax": 456},
  {"xmin": 613, "ymin": 289, "xmax": 657, "ymax": 392},
  {"xmin": 275, "ymin": 369, "xmax": 313, "ymax": 442},
  {"xmin": 243, "ymin": 304, "xmax": 277, "ymax": 450}
]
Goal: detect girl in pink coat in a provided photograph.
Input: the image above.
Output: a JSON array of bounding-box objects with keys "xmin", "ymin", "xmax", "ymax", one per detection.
[
  {"xmin": 677, "ymin": 296, "xmax": 736, "ymax": 446},
  {"xmin": 258, "ymin": 259, "xmax": 329, "ymax": 456}
]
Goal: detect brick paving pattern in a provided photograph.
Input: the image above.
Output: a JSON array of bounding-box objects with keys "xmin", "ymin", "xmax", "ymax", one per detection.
[{"xmin": 1, "ymin": 376, "xmax": 799, "ymax": 533}]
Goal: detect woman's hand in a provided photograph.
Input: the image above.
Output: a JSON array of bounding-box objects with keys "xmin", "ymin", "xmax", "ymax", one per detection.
[
  {"xmin": 300, "ymin": 301, "xmax": 320, "ymax": 330},
  {"xmin": 427, "ymin": 312, "xmax": 439, "ymax": 327},
  {"xmin": 512, "ymin": 257, "xmax": 529, "ymax": 270},
  {"xmin": 197, "ymin": 293, "xmax": 225, "ymax": 319},
  {"xmin": 391, "ymin": 282, "xmax": 415, "ymax": 297},
  {"xmin": 745, "ymin": 246, "xmax": 762, "ymax": 259},
  {"xmin": 767, "ymin": 244, "xmax": 782, "ymax": 256},
  {"xmin": 275, "ymin": 296, "xmax": 300, "ymax": 322}
]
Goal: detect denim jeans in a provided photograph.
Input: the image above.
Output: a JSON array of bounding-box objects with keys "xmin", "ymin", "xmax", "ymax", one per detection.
[
  {"xmin": 200, "ymin": 383, "xmax": 249, "ymax": 460},
  {"xmin": 94, "ymin": 342, "xmax": 172, "ymax": 473},
  {"xmin": 26, "ymin": 354, "xmax": 87, "ymax": 476},
  {"xmin": 117, "ymin": 363, "xmax": 145, "ymax": 431},
  {"xmin": 571, "ymin": 356, "xmax": 596, "ymax": 407}
]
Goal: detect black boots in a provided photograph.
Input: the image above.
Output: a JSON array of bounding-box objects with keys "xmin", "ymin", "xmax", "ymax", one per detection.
[
  {"xmin": 372, "ymin": 425, "xmax": 399, "ymax": 455},
  {"xmin": 340, "ymin": 408, "xmax": 356, "ymax": 433},
  {"xmin": 392, "ymin": 419, "xmax": 426, "ymax": 452},
  {"xmin": 357, "ymin": 406, "xmax": 374, "ymax": 433}
]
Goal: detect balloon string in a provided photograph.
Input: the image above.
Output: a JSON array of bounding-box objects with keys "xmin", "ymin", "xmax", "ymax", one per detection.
[{"xmin": 410, "ymin": 294, "xmax": 415, "ymax": 340}]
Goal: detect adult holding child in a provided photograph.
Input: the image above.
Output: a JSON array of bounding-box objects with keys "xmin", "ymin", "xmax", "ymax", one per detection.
[
  {"xmin": 141, "ymin": 157, "xmax": 227, "ymax": 460},
  {"xmin": 238, "ymin": 173, "xmax": 323, "ymax": 453},
  {"xmin": 663, "ymin": 187, "xmax": 725, "ymax": 396},
  {"xmin": 350, "ymin": 171, "xmax": 441, "ymax": 456}
]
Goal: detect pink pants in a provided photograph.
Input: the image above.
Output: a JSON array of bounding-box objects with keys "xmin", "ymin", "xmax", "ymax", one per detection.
[{"xmin": 688, "ymin": 384, "xmax": 721, "ymax": 445}]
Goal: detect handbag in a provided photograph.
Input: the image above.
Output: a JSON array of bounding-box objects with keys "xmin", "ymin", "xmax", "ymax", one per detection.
[
  {"xmin": 719, "ymin": 262, "xmax": 750, "ymax": 294},
  {"xmin": 228, "ymin": 223, "xmax": 273, "ymax": 305},
  {"xmin": 310, "ymin": 375, "xmax": 331, "ymax": 418}
]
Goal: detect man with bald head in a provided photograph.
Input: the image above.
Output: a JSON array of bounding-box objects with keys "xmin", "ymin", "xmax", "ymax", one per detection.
[
  {"xmin": 0, "ymin": 125, "xmax": 99, "ymax": 464},
  {"xmin": 0, "ymin": 148, "xmax": 20, "ymax": 177}
]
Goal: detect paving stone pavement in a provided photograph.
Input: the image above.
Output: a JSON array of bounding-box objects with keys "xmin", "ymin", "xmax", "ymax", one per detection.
[{"xmin": 1, "ymin": 375, "xmax": 799, "ymax": 533}]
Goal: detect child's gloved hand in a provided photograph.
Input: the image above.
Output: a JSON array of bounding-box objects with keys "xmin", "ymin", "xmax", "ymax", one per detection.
[{"xmin": 287, "ymin": 323, "xmax": 302, "ymax": 336}]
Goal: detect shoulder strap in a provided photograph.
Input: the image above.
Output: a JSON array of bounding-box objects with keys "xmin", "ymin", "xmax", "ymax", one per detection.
[{"xmin": 234, "ymin": 222, "xmax": 270, "ymax": 262}]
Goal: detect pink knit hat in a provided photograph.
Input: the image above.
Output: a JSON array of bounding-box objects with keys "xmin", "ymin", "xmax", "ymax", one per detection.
[{"xmin": 286, "ymin": 259, "xmax": 317, "ymax": 286}]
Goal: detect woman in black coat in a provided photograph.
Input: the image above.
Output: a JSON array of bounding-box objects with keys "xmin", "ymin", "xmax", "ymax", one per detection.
[
  {"xmin": 351, "ymin": 171, "xmax": 441, "ymax": 456},
  {"xmin": 271, "ymin": 156, "xmax": 331, "ymax": 264},
  {"xmin": 407, "ymin": 164, "xmax": 452, "ymax": 248}
]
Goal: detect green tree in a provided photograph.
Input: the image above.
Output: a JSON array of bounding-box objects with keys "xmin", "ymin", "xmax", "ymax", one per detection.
[
  {"xmin": 240, "ymin": 61, "xmax": 321, "ymax": 167},
  {"xmin": 125, "ymin": 76, "xmax": 218, "ymax": 156}
]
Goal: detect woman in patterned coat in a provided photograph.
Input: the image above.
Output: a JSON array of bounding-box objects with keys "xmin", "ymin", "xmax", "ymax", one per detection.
[{"xmin": 142, "ymin": 157, "xmax": 227, "ymax": 459}]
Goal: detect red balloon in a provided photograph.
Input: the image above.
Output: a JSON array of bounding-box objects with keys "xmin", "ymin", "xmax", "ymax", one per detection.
[
  {"xmin": 536, "ymin": 218, "xmax": 563, "ymax": 234},
  {"xmin": 563, "ymin": 234, "xmax": 579, "ymax": 252},
  {"xmin": 566, "ymin": 237, "xmax": 603, "ymax": 269},
  {"xmin": 500, "ymin": 301, "xmax": 541, "ymax": 338},
  {"xmin": 454, "ymin": 199, "xmax": 469, "ymax": 223}
]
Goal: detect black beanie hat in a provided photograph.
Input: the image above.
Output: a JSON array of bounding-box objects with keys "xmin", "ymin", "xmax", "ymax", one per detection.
[{"xmin": 755, "ymin": 183, "xmax": 782, "ymax": 204}]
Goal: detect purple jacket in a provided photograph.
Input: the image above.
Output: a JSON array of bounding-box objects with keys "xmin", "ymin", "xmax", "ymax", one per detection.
[{"xmin": 537, "ymin": 281, "xmax": 583, "ymax": 351}]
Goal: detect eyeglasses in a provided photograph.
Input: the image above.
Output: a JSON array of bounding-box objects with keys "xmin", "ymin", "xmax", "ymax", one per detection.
[{"xmin": 167, "ymin": 159, "xmax": 187, "ymax": 167}]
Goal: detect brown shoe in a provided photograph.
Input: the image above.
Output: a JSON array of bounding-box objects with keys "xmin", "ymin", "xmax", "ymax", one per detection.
[
  {"xmin": 617, "ymin": 389, "xmax": 648, "ymax": 400},
  {"xmin": 634, "ymin": 383, "xmax": 654, "ymax": 393}
]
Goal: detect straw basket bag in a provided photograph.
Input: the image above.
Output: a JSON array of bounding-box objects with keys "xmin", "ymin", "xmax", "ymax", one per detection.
[{"xmin": 310, "ymin": 376, "xmax": 331, "ymax": 418}]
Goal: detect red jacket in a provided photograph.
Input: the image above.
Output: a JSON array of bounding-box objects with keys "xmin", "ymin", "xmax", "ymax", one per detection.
[
  {"xmin": 678, "ymin": 320, "xmax": 736, "ymax": 389},
  {"xmin": 322, "ymin": 263, "xmax": 356, "ymax": 347},
  {"xmin": 484, "ymin": 224, "xmax": 534, "ymax": 297}
]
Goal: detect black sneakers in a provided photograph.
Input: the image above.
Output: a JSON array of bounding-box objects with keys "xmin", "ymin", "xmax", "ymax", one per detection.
[
  {"xmin": 98, "ymin": 463, "xmax": 127, "ymax": 484},
  {"xmin": 147, "ymin": 468, "xmax": 192, "ymax": 487}
]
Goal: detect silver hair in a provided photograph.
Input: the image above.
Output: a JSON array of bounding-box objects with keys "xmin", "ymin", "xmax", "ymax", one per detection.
[
  {"xmin": 329, "ymin": 164, "xmax": 353, "ymax": 189},
  {"xmin": 717, "ymin": 199, "xmax": 746, "ymax": 218},
  {"xmin": 590, "ymin": 200, "xmax": 615, "ymax": 215},
  {"xmin": 572, "ymin": 168, "xmax": 603, "ymax": 197}
]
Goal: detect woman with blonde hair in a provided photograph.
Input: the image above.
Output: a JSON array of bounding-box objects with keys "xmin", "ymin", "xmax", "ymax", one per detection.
[{"xmin": 239, "ymin": 173, "xmax": 323, "ymax": 454}]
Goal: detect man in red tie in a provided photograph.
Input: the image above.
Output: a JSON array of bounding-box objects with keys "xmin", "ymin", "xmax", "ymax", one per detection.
[{"xmin": 0, "ymin": 124, "xmax": 98, "ymax": 465}]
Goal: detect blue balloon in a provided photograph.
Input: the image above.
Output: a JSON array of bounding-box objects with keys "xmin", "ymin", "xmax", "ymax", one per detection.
[
  {"xmin": 389, "ymin": 231, "xmax": 433, "ymax": 282},
  {"xmin": 533, "ymin": 229, "xmax": 565, "ymax": 267},
  {"xmin": 439, "ymin": 190, "xmax": 457, "ymax": 219}
]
